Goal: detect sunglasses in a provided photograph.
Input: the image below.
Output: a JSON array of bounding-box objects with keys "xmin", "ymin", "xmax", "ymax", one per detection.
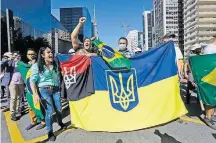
[
  {"xmin": 27, "ymin": 54, "xmax": 35, "ymax": 56},
  {"xmin": 119, "ymin": 43, "xmax": 126, "ymax": 44}
]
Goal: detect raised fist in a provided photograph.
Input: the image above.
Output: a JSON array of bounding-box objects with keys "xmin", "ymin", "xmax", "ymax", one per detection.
[
  {"xmin": 79, "ymin": 17, "xmax": 86, "ymax": 24},
  {"xmin": 91, "ymin": 36, "xmax": 96, "ymax": 41}
]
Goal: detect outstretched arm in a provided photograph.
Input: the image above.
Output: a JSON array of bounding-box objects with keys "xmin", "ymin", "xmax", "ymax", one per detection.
[{"xmin": 71, "ymin": 17, "xmax": 86, "ymax": 50}]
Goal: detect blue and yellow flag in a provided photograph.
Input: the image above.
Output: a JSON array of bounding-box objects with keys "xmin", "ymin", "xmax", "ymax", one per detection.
[{"xmin": 59, "ymin": 41, "xmax": 187, "ymax": 132}]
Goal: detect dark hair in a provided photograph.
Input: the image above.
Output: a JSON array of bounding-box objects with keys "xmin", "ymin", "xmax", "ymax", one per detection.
[
  {"xmin": 118, "ymin": 37, "xmax": 128, "ymax": 46},
  {"xmin": 27, "ymin": 48, "xmax": 36, "ymax": 53},
  {"xmin": 37, "ymin": 47, "xmax": 57, "ymax": 73},
  {"xmin": 83, "ymin": 37, "xmax": 91, "ymax": 43},
  {"xmin": 12, "ymin": 51, "xmax": 20, "ymax": 55}
]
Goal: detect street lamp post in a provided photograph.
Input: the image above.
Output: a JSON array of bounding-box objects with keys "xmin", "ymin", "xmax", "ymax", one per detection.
[{"xmin": 122, "ymin": 23, "xmax": 130, "ymax": 37}]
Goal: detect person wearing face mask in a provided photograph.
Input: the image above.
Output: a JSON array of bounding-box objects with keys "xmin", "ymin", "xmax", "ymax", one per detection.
[
  {"xmin": 118, "ymin": 37, "xmax": 134, "ymax": 58},
  {"xmin": 71, "ymin": 17, "xmax": 97, "ymax": 56},
  {"xmin": 8, "ymin": 52, "xmax": 25, "ymax": 121},
  {"xmin": 1, "ymin": 52, "xmax": 13, "ymax": 111}
]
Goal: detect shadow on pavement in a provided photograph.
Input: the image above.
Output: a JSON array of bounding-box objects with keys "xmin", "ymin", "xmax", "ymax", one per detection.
[
  {"xmin": 154, "ymin": 129, "xmax": 182, "ymax": 143},
  {"xmin": 35, "ymin": 125, "xmax": 75, "ymax": 143},
  {"xmin": 116, "ymin": 139, "xmax": 123, "ymax": 143},
  {"xmin": 212, "ymin": 133, "xmax": 216, "ymax": 140},
  {"xmin": 180, "ymin": 86, "xmax": 203, "ymax": 118}
]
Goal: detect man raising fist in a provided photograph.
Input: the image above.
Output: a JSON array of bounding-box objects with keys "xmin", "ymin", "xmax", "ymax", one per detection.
[{"xmin": 70, "ymin": 17, "xmax": 96, "ymax": 56}]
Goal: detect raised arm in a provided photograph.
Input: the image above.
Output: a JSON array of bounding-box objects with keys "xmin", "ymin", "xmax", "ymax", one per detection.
[{"xmin": 71, "ymin": 17, "xmax": 86, "ymax": 50}]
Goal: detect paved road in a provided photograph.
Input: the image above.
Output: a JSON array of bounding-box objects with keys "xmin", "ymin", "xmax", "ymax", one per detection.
[{"xmin": 1, "ymin": 93, "xmax": 216, "ymax": 143}]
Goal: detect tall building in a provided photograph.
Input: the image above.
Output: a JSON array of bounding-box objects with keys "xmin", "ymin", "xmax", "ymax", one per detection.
[
  {"xmin": 178, "ymin": 0, "xmax": 184, "ymax": 53},
  {"xmin": 183, "ymin": 0, "xmax": 216, "ymax": 55},
  {"xmin": 60, "ymin": 7, "xmax": 93, "ymax": 42},
  {"xmin": 138, "ymin": 32, "xmax": 144, "ymax": 51},
  {"xmin": 143, "ymin": 11, "xmax": 153, "ymax": 51},
  {"xmin": 154, "ymin": 0, "xmax": 184, "ymax": 49},
  {"xmin": 1, "ymin": 0, "xmax": 52, "ymax": 53},
  {"xmin": 151, "ymin": 10, "xmax": 156, "ymax": 48},
  {"xmin": 1, "ymin": 0, "xmax": 72, "ymax": 54},
  {"xmin": 127, "ymin": 30, "xmax": 139, "ymax": 52},
  {"xmin": 92, "ymin": 5, "xmax": 99, "ymax": 39},
  {"xmin": 13, "ymin": 16, "xmax": 44, "ymax": 38}
]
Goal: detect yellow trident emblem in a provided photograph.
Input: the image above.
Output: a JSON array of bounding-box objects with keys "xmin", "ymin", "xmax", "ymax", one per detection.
[{"xmin": 109, "ymin": 73, "xmax": 135, "ymax": 111}]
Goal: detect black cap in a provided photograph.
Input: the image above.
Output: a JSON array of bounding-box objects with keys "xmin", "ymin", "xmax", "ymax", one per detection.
[{"xmin": 164, "ymin": 33, "xmax": 176, "ymax": 39}]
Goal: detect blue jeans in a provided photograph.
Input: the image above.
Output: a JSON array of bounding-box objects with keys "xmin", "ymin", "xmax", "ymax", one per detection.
[{"xmin": 39, "ymin": 87, "xmax": 63, "ymax": 133}]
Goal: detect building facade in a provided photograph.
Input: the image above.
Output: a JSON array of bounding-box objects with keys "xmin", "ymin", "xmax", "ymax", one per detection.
[
  {"xmin": 127, "ymin": 30, "xmax": 139, "ymax": 52},
  {"xmin": 60, "ymin": 7, "xmax": 93, "ymax": 42},
  {"xmin": 138, "ymin": 32, "xmax": 144, "ymax": 51},
  {"xmin": 151, "ymin": 10, "xmax": 156, "ymax": 48},
  {"xmin": 183, "ymin": 0, "xmax": 216, "ymax": 55},
  {"xmin": 143, "ymin": 11, "xmax": 153, "ymax": 51},
  {"xmin": 13, "ymin": 16, "xmax": 44, "ymax": 38},
  {"xmin": 154, "ymin": 0, "xmax": 184, "ymax": 50},
  {"xmin": 1, "ymin": 0, "xmax": 71, "ymax": 54}
]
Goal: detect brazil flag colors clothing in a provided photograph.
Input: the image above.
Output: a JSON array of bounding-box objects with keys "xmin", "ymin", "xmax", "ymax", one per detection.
[
  {"xmin": 57, "ymin": 41, "xmax": 187, "ymax": 132},
  {"xmin": 17, "ymin": 61, "xmax": 44, "ymax": 121},
  {"xmin": 189, "ymin": 54, "xmax": 216, "ymax": 106}
]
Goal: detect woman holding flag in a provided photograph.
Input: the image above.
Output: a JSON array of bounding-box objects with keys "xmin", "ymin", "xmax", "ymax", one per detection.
[{"xmin": 30, "ymin": 47, "xmax": 67, "ymax": 141}]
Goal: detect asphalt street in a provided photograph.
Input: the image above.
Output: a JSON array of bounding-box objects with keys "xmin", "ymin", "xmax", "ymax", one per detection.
[{"xmin": 1, "ymin": 92, "xmax": 216, "ymax": 143}]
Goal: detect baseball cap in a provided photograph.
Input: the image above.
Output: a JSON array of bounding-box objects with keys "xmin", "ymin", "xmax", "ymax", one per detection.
[
  {"xmin": 3, "ymin": 52, "xmax": 13, "ymax": 58},
  {"xmin": 191, "ymin": 44, "xmax": 202, "ymax": 51},
  {"xmin": 134, "ymin": 48, "xmax": 142, "ymax": 53},
  {"xmin": 164, "ymin": 33, "xmax": 176, "ymax": 39},
  {"xmin": 68, "ymin": 48, "xmax": 75, "ymax": 54}
]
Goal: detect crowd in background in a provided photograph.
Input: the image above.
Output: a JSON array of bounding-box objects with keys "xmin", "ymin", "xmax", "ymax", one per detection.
[{"xmin": 1, "ymin": 17, "xmax": 216, "ymax": 141}]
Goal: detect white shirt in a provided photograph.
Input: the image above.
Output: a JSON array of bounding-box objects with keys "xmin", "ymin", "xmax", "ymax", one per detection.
[
  {"xmin": 203, "ymin": 44, "xmax": 216, "ymax": 54},
  {"xmin": 175, "ymin": 46, "xmax": 183, "ymax": 61}
]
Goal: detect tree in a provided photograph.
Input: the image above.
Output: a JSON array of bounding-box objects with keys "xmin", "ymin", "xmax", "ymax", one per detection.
[{"xmin": 1, "ymin": 16, "xmax": 51, "ymax": 62}]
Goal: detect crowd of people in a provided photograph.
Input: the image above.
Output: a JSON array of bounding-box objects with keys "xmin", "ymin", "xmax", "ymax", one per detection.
[{"xmin": 1, "ymin": 17, "xmax": 216, "ymax": 141}]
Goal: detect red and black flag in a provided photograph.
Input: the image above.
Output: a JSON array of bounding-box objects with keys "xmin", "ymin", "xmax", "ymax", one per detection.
[{"xmin": 57, "ymin": 54, "xmax": 95, "ymax": 101}]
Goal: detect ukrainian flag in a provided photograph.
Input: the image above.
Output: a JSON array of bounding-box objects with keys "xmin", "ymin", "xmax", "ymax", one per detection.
[{"xmin": 68, "ymin": 41, "xmax": 187, "ymax": 132}]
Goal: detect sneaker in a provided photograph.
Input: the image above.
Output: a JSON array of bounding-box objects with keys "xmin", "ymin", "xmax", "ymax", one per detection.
[
  {"xmin": 59, "ymin": 122, "xmax": 67, "ymax": 130},
  {"xmin": 48, "ymin": 132, "xmax": 56, "ymax": 142},
  {"xmin": 211, "ymin": 115, "xmax": 216, "ymax": 122},
  {"xmin": 16, "ymin": 111, "xmax": 21, "ymax": 117},
  {"xmin": 2, "ymin": 107, "xmax": 9, "ymax": 112},
  {"xmin": 25, "ymin": 123, "xmax": 38, "ymax": 130},
  {"xmin": 203, "ymin": 117, "xmax": 216, "ymax": 130},
  {"xmin": 36, "ymin": 123, "xmax": 46, "ymax": 130},
  {"xmin": 11, "ymin": 113, "xmax": 17, "ymax": 121}
]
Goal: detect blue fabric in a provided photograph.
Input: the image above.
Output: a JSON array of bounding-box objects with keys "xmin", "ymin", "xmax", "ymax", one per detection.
[
  {"xmin": 92, "ymin": 41, "xmax": 177, "ymax": 91},
  {"xmin": 39, "ymin": 87, "xmax": 62, "ymax": 133},
  {"xmin": 56, "ymin": 54, "xmax": 72, "ymax": 63}
]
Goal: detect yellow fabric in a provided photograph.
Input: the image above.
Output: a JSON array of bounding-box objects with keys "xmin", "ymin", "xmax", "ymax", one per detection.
[
  {"xmin": 28, "ymin": 106, "xmax": 37, "ymax": 124},
  {"xmin": 69, "ymin": 75, "xmax": 187, "ymax": 132},
  {"xmin": 33, "ymin": 96, "xmax": 41, "ymax": 110},
  {"xmin": 201, "ymin": 67, "xmax": 216, "ymax": 86}
]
